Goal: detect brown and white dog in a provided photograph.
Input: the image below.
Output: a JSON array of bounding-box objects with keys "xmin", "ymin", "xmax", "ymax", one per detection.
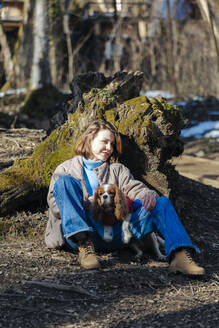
[{"xmin": 92, "ymin": 184, "xmax": 166, "ymax": 260}]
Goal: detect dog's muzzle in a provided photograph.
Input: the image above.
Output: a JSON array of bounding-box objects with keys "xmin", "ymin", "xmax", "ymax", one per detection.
[{"xmin": 101, "ymin": 193, "xmax": 111, "ymax": 204}]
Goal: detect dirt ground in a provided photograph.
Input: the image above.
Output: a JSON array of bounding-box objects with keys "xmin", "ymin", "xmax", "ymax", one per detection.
[
  {"xmin": 1, "ymin": 87, "xmax": 219, "ymax": 327},
  {"xmin": 173, "ymin": 137, "xmax": 219, "ymax": 189},
  {"xmin": 0, "ymin": 171, "xmax": 219, "ymax": 328}
]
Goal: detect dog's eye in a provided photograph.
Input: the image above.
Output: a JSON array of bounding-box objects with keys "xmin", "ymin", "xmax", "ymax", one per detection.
[{"xmin": 109, "ymin": 191, "xmax": 115, "ymax": 196}]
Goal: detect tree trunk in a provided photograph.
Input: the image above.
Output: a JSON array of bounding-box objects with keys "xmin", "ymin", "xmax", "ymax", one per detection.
[
  {"xmin": 1, "ymin": 0, "xmax": 35, "ymax": 89},
  {"xmin": 166, "ymin": 0, "xmax": 179, "ymax": 98},
  {"xmin": 0, "ymin": 25, "xmax": 13, "ymax": 81},
  {"xmin": 30, "ymin": 0, "xmax": 51, "ymax": 89},
  {"xmin": 0, "ymin": 0, "xmax": 69, "ymax": 91},
  {"xmin": 197, "ymin": 0, "xmax": 219, "ymax": 71},
  {"xmin": 61, "ymin": 0, "xmax": 74, "ymax": 84},
  {"xmin": 0, "ymin": 71, "xmax": 184, "ymax": 216}
]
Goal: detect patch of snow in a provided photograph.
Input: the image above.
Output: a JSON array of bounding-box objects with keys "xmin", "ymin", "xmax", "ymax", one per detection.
[
  {"xmin": 158, "ymin": 0, "xmax": 193, "ymax": 21},
  {"xmin": 181, "ymin": 121, "xmax": 219, "ymax": 138},
  {"xmin": 141, "ymin": 90, "xmax": 174, "ymax": 99},
  {"xmin": 192, "ymin": 96, "xmax": 205, "ymax": 101},
  {"xmin": 208, "ymin": 111, "xmax": 219, "ymax": 115},
  {"xmin": 204, "ymin": 130, "xmax": 219, "ymax": 140},
  {"xmin": 171, "ymin": 101, "xmax": 187, "ymax": 107},
  {"xmin": 0, "ymin": 88, "xmax": 26, "ymax": 97},
  {"xmin": 102, "ymin": 13, "xmax": 114, "ymax": 17}
]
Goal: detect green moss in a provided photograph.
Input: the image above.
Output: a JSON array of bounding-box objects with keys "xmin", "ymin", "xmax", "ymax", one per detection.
[
  {"xmin": 83, "ymin": 89, "xmax": 118, "ymax": 122},
  {"xmin": 89, "ymin": 88, "xmax": 99, "ymax": 97},
  {"xmin": 117, "ymin": 96, "xmax": 152, "ymax": 140},
  {"xmin": 87, "ymin": 88, "xmax": 118, "ymax": 108},
  {"xmin": 90, "ymin": 95, "xmax": 158, "ymax": 147},
  {"xmin": 0, "ymin": 81, "xmax": 11, "ymax": 92},
  {"xmin": 0, "ymin": 112, "xmax": 83, "ymax": 191},
  {"xmin": 161, "ymin": 103, "xmax": 184, "ymax": 128},
  {"xmin": 105, "ymin": 110, "xmax": 117, "ymax": 123},
  {"xmin": 97, "ymin": 89, "xmax": 117, "ymax": 103}
]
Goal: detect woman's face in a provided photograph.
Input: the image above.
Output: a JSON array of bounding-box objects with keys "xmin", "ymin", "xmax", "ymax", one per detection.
[{"xmin": 90, "ymin": 129, "xmax": 115, "ymax": 161}]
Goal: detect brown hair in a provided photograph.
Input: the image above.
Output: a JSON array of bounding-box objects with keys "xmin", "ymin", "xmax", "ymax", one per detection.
[{"xmin": 75, "ymin": 120, "xmax": 122, "ymax": 162}]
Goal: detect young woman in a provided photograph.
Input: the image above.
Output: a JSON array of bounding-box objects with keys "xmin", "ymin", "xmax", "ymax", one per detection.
[{"xmin": 45, "ymin": 120, "xmax": 205, "ymax": 275}]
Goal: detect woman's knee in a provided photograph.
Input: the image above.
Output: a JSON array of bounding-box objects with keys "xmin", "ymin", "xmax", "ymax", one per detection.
[
  {"xmin": 156, "ymin": 196, "xmax": 171, "ymax": 207},
  {"xmin": 54, "ymin": 176, "xmax": 82, "ymax": 192}
]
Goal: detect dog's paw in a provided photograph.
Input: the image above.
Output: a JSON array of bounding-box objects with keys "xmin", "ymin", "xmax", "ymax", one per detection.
[
  {"xmin": 103, "ymin": 235, "xmax": 113, "ymax": 243},
  {"xmin": 103, "ymin": 226, "xmax": 113, "ymax": 242},
  {"xmin": 123, "ymin": 231, "xmax": 132, "ymax": 244},
  {"xmin": 122, "ymin": 221, "xmax": 132, "ymax": 244}
]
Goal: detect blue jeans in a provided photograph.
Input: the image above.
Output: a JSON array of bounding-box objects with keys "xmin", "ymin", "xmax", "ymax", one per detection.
[{"xmin": 53, "ymin": 176, "xmax": 199, "ymax": 257}]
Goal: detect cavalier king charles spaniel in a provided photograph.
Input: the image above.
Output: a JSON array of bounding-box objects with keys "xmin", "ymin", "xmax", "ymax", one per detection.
[{"xmin": 92, "ymin": 184, "xmax": 166, "ymax": 260}]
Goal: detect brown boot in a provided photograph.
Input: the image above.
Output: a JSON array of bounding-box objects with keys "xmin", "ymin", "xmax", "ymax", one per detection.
[
  {"xmin": 78, "ymin": 238, "xmax": 100, "ymax": 270},
  {"xmin": 169, "ymin": 249, "xmax": 205, "ymax": 275}
]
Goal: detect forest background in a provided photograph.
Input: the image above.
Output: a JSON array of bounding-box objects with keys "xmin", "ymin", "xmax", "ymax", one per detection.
[
  {"xmin": 0, "ymin": 0, "xmax": 219, "ymax": 99},
  {"xmin": 0, "ymin": 2, "xmax": 219, "ymax": 327}
]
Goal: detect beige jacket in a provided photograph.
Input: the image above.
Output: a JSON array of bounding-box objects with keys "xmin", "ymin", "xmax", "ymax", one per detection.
[{"xmin": 45, "ymin": 155, "xmax": 158, "ymax": 248}]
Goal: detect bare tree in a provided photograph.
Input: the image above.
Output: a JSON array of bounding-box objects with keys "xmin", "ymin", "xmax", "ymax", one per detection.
[
  {"xmin": 0, "ymin": 0, "xmax": 68, "ymax": 91},
  {"xmin": 197, "ymin": 0, "xmax": 219, "ymax": 71},
  {"xmin": 30, "ymin": 0, "xmax": 51, "ymax": 89}
]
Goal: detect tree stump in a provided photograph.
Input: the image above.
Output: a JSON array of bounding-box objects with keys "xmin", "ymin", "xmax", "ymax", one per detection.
[{"xmin": 0, "ymin": 71, "xmax": 184, "ymax": 216}]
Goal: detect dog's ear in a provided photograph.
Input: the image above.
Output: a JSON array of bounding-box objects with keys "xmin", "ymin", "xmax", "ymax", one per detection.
[
  {"xmin": 114, "ymin": 186, "xmax": 129, "ymax": 220},
  {"xmin": 92, "ymin": 190, "xmax": 102, "ymax": 222}
]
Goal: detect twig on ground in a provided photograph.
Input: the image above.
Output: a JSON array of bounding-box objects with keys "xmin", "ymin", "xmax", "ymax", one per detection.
[
  {"xmin": 2, "ymin": 136, "xmax": 22, "ymax": 148},
  {"xmin": 24, "ymin": 280, "xmax": 98, "ymax": 298},
  {"xmin": 0, "ymin": 304, "xmax": 74, "ymax": 317}
]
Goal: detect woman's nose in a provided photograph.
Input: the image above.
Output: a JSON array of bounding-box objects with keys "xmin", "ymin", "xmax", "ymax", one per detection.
[{"xmin": 106, "ymin": 143, "xmax": 112, "ymax": 150}]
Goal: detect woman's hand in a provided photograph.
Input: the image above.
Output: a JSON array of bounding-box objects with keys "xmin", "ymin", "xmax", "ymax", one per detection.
[
  {"xmin": 142, "ymin": 194, "xmax": 157, "ymax": 212},
  {"xmin": 84, "ymin": 195, "xmax": 94, "ymax": 211},
  {"xmin": 88, "ymin": 196, "xmax": 94, "ymax": 203}
]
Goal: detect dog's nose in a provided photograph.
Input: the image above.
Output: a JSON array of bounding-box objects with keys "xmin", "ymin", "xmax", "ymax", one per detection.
[{"xmin": 103, "ymin": 194, "xmax": 108, "ymax": 199}]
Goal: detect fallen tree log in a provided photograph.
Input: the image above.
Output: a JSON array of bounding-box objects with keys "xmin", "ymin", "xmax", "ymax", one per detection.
[{"xmin": 0, "ymin": 71, "xmax": 184, "ymax": 216}]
